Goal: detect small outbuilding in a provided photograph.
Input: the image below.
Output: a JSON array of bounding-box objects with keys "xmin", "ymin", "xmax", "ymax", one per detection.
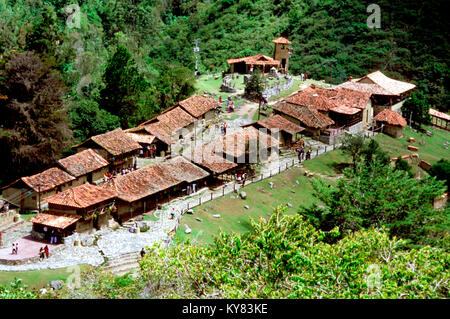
[{"xmin": 373, "ymin": 109, "xmax": 407, "ymax": 138}]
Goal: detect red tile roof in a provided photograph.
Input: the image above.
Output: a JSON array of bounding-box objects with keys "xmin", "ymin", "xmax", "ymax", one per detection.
[
  {"xmin": 44, "ymin": 183, "xmax": 116, "ymax": 209},
  {"xmin": 284, "ymin": 87, "xmax": 337, "ymax": 112},
  {"xmin": 256, "ymin": 115, "xmax": 305, "ymax": 134},
  {"xmin": 186, "ymin": 147, "xmax": 238, "ymax": 174},
  {"xmin": 177, "ymin": 95, "xmax": 220, "ymax": 118},
  {"xmin": 206, "ymin": 127, "xmax": 279, "ymax": 159},
  {"xmin": 100, "ymin": 156, "xmax": 209, "ymax": 202},
  {"xmin": 30, "ymin": 213, "xmax": 81, "ymax": 229},
  {"xmin": 58, "ymin": 149, "xmax": 109, "ymax": 178},
  {"xmin": 429, "ymin": 108, "xmax": 450, "ymax": 121},
  {"xmin": 75, "ymin": 128, "xmax": 142, "ymax": 156},
  {"xmin": 273, "ymin": 102, "xmax": 334, "ymax": 129},
  {"xmin": 227, "ymin": 54, "xmax": 280, "ymax": 66},
  {"xmin": 157, "ymin": 106, "xmax": 196, "ymax": 131},
  {"xmin": 373, "ymin": 109, "xmax": 407, "ymax": 127},
  {"xmin": 21, "ymin": 167, "xmax": 76, "ymax": 192},
  {"xmin": 272, "ymin": 37, "xmax": 291, "ymax": 44},
  {"xmin": 126, "ymin": 132, "xmax": 156, "ymax": 145},
  {"xmin": 329, "ymin": 105, "xmax": 361, "ymax": 115},
  {"xmin": 143, "ymin": 121, "xmax": 174, "ymax": 145}
]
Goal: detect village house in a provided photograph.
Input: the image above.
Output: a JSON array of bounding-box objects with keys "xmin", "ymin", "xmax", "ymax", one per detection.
[
  {"xmin": 30, "ymin": 183, "xmax": 116, "ymax": 239},
  {"xmin": 227, "ymin": 36, "xmax": 292, "ymax": 74},
  {"xmin": 57, "ymin": 148, "xmax": 109, "ymax": 185},
  {"xmin": 204, "ymin": 126, "xmax": 279, "ymax": 165},
  {"xmin": 185, "ymin": 146, "xmax": 238, "ymax": 185},
  {"xmin": 273, "ymin": 85, "xmax": 373, "ymax": 142},
  {"xmin": 1, "ymin": 167, "xmax": 77, "ymax": 212},
  {"xmin": 100, "ymin": 156, "xmax": 209, "ymax": 221},
  {"xmin": 242, "ymin": 114, "xmax": 305, "ymax": 147},
  {"xmin": 175, "ymin": 95, "xmax": 221, "ymax": 121},
  {"xmin": 373, "ymin": 109, "xmax": 407, "ymax": 138},
  {"xmin": 337, "ymin": 70, "xmax": 416, "ymax": 115},
  {"xmin": 73, "ymin": 128, "xmax": 142, "ymax": 172}
]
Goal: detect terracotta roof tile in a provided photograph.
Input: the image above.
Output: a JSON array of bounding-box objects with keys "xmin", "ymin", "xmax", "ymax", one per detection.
[
  {"xmin": 256, "ymin": 115, "xmax": 305, "ymax": 134},
  {"xmin": 100, "ymin": 156, "xmax": 209, "ymax": 202},
  {"xmin": 58, "ymin": 149, "xmax": 109, "ymax": 178},
  {"xmin": 373, "ymin": 109, "xmax": 407, "ymax": 127},
  {"xmin": 143, "ymin": 121, "xmax": 174, "ymax": 145},
  {"xmin": 186, "ymin": 148, "xmax": 238, "ymax": 174},
  {"xmin": 90, "ymin": 128, "xmax": 142, "ymax": 156},
  {"xmin": 44, "ymin": 183, "xmax": 116, "ymax": 209},
  {"xmin": 227, "ymin": 54, "xmax": 280, "ymax": 66},
  {"xmin": 429, "ymin": 108, "xmax": 450, "ymax": 121},
  {"xmin": 157, "ymin": 107, "xmax": 196, "ymax": 131},
  {"xmin": 126, "ymin": 132, "xmax": 156, "ymax": 145},
  {"xmin": 22, "ymin": 167, "xmax": 76, "ymax": 192},
  {"xmin": 273, "ymin": 102, "xmax": 334, "ymax": 129},
  {"xmin": 30, "ymin": 213, "xmax": 81, "ymax": 229},
  {"xmin": 178, "ymin": 95, "xmax": 220, "ymax": 118},
  {"xmin": 272, "ymin": 37, "xmax": 291, "ymax": 44},
  {"xmin": 284, "ymin": 87, "xmax": 337, "ymax": 112},
  {"xmin": 205, "ymin": 127, "xmax": 279, "ymax": 159}
]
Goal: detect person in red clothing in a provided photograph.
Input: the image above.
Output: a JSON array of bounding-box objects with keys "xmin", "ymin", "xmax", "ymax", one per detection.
[{"xmin": 44, "ymin": 245, "xmax": 49, "ymax": 259}]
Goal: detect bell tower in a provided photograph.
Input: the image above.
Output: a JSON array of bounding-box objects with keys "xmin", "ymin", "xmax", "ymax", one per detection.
[{"xmin": 272, "ymin": 36, "xmax": 292, "ymax": 73}]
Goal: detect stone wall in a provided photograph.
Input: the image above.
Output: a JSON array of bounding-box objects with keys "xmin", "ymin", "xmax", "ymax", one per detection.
[
  {"xmin": 262, "ymin": 76, "xmax": 294, "ymax": 100},
  {"xmin": 0, "ymin": 211, "xmax": 17, "ymax": 228}
]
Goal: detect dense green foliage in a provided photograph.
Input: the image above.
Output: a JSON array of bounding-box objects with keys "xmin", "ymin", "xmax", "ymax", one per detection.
[
  {"xmin": 50, "ymin": 207, "xmax": 449, "ymax": 299},
  {"xmin": 429, "ymin": 159, "xmax": 450, "ymax": 191},
  {"xmin": 0, "ymin": 0, "xmax": 448, "ymax": 186},
  {"xmin": 300, "ymin": 152, "xmax": 448, "ymax": 250},
  {"xmin": 401, "ymin": 90, "xmax": 431, "ymax": 128}
]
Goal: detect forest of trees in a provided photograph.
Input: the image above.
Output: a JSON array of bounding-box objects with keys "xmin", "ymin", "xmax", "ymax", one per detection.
[{"xmin": 0, "ymin": 0, "xmax": 449, "ymax": 186}]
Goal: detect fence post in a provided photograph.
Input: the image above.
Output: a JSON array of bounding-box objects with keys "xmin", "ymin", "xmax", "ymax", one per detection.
[
  {"xmin": 199, "ymin": 197, "xmax": 202, "ymax": 205},
  {"xmin": 279, "ymin": 166, "xmax": 281, "ymax": 174},
  {"xmin": 222, "ymin": 186, "xmax": 225, "ymax": 196},
  {"xmin": 316, "ymin": 149, "xmax": 319, "ymax": 157},
  {"xmin": 211, "ymin": 193, "xmax": 213, "ymax": 201},
  {"xmin": 325, "ymin": 146, "xmax": 327, "ymax": 153},
  {"xmin": 187, "ymin": 202, "xmax": 189, "ymax": 210}
]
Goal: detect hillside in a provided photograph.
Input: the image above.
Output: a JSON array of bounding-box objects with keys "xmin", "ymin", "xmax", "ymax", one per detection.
[{"xmin": 0, "ymin": 0, "xmax": 449, "ymax": 186}]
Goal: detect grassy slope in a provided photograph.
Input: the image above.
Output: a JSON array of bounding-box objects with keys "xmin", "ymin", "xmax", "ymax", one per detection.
[
  {"xmin": 374, "ymin": 126, "xmax": 450, "ymax": 165},
  {"xmin": 175, "ymin": 165, "xmax": 337, "ymax": 246},
  {"xmin": 0, "ymin": 265, "xmax": 89, "ymax": 290}
]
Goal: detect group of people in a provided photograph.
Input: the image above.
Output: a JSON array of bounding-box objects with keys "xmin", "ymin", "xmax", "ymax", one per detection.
[
  {"xmin": 140, "ymin": 145, "xmax": 157, "ymax": 158},
  {"xmin": 300, "ymin": 73, "xmax": 308, "ymax": 81},
  {"xmin": 297, "ymin": 147, "xmax": 312, "ymax": 162},
  {"xmin": 39, "ymin": 245, "xmax": 50, "ymax": 261},
  {"xmin": 235, "ymin": 172, "xmax": 247, "ymax": 183},
  {"xmin": 103, "ymin": 163, "xmax": 139, "ymax": 182},
  {"xmin": 11, "ymin": 242, "xmax": 19, "ymax": 255}
]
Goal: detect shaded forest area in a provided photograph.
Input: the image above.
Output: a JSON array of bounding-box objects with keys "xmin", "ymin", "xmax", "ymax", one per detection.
[{"xmin": 0, "ymin": 0, "xmax": 449, "ymax": 186}]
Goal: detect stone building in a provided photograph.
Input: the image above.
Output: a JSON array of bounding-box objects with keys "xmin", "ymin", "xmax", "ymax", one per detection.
[
  {"xmin": 373, "ymin": 109, "xmax": 407, "ymax": 138},
  {"xmin": 31, "ymin": 183, "xmax": 117, "ymax": 238},
  {"xmin": 74, "ymin": 128, "xmax": 142, "ymax": 172},
  {"xmin": 100, "ymin": 156, "xmax": 209, "ymax": 221},
  {"xmin": 58, "ymin": 148, "xmax": 109, "ymax": 185},
  {"xmin": 227, "ymin": 36, "xmax": 292, "ymax": 74},
  {"xmin": 242, "ymin": 115, "xmax": 305, "ymax": 147},
  {"xmin": 1, "ymin": 167, "xmax": 78, "ymax": 212},
  {"xmin": 337, "ymin": 70, "xmax": 416, "ymax": 115}
]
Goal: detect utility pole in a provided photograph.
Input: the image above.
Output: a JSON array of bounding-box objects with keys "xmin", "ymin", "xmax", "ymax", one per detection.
[
  {"xmin": 37, "ymin": 184, "xmax": 41, "ymax": 214},
  {"xmin": 193, "ymin": 39, "xmax": 200, "ymax": 76}
]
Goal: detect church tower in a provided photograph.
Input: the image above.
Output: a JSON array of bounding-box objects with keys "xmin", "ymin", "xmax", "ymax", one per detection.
[{"xmin": 272, "ymin": 37, "xmax": 292, "ymax": 73}]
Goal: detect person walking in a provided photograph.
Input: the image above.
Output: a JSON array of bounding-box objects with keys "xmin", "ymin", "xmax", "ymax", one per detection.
[
  {"xmin": 170, "ymin": 208, "xmax": 176, "ymax": 220},
  {"xmin": 140, "ymin": 248, "xmax": 146, "ymax": 259},
  {"xmin": 11, "ymin": 243, "xmax": 15, "ymax": 255},
  {"xmin": 15, "ymin": 242, "xmax": 18, "ymax": 255},
  {"xmin": 44, "ymin": 245, "xmax": 49, "ymax": 259},
  {"xmin": 39, "ymin": 247, "xmax": 45, "ymax": 261},
  {"xmin": 306, "ymin": 149, "xmax": 312, "ymax": 160}
]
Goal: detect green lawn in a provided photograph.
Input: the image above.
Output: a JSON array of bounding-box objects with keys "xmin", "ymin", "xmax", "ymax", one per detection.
[
  {"xmin": 19, "ymin": 213, "xmax": 37, "ymax": 222},
  {"xmin": 0, "ymin": 265, "xmax": 90, "ymax": 290},
  {"xmin": 374, "ymin": 125, "xmax": 450, "ymax": 165},
  {"xmin": 303, "ymin": 149, "xmax": 351, "ymax": 177},
  {"xmin": 175, "ymin": 166, "xmax": 335, "ymax": 246},
  {"xmin": 195, "ymin": 74, "xmax": 245, "ymax": 99}
]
